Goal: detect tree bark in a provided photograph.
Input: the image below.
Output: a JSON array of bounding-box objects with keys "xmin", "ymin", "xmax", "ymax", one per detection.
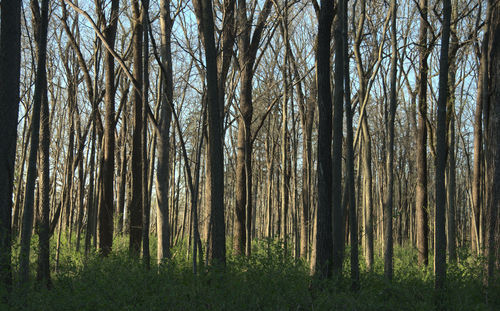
[
  {"xmin": 98, "ymin": 0, "xmax": 120, "ymax": 257},
  {"xmin": 193, "ymin": 0, "xmax": 226, "ymax": 265},
  {"xmin": 332, "ymin": 0, "xmax": 345, "ymax": 275},
  {"xmin": 19, "ymin": 0, "xmax": 50, "ymax": 284},
  {"xmin": 129, "ymin": 0, "xmax": 144, "ymax": 256},
  {"xmin": 435, "ymin": 0, "xmax": 451, "ymax": 291},
  {"xmin": 311, "ymin": 0, "xmax": 334, "ymax": 278},
  {"xmin": 384, "ymin": 0, "xmax": 397, "ymax": 281},
  {"xmin": 0, "ymin": 0, "xmax": 22, "ymax": 290},
  {"xmin": 156, "ymin": 0, "xmax": 174, "ymax": 264},
  {"xmin": 416, "ymin": 0, "xmax": 429, "ymax": 267}
]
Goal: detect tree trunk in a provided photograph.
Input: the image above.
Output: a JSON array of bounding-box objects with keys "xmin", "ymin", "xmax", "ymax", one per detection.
[
  {"xmin": 19, "ymin": 0, "xmax": 49, "ymax": 284},
  {"xmin": 156, "ymin": 0, "xmax": 174, "ymax": 264},
  {"xmin": 485, "ymin": 0, "xmax": 499, "ymax": 287},
  {"xmin": 98, "ymin": 0, "xmax": 119, "ymax": 257},
  {"xmin": 416, "ymin": 0, "xmax": 429, "ymax": 267},
  {"xmin": 332, "ymin": 0, "xmax": 345, "ymax": 275},
  {"xmin": 193, "ymin": 0, "xmax": 226, "ymax": 265},
  {"xmin": 435, "ymin": 0, "xmax": 451, "ymax": 291},
  {"xmin": 343, "ymin": 0, "xmax": 358, "ymax": 289},
  {"xmin": 0, "ymin": 0, "xmax": 22, "ymax": 289},
  {"xmin": 384, "ymin": 0, "xmax": 397, "ymax": 281},
  {"xmin": 446, "ymin": 2, "xmax": 459, "ymax": 263},
  {"xmin": 312, "ymin": 0, "xmax": 334, "ymax": 278},
  {"xmin": 129, "ymin": 0, "xmax": 144, "ymax": 256}
]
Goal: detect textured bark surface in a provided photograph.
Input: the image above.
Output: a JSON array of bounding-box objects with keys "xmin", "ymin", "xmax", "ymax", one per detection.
[{"xmin": 156, "ymin": 0, "xmax": 174, "ymax": 263}]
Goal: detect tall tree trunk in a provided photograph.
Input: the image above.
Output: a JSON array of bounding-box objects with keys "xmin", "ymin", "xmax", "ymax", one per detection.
[
  {"xmin": 472, "ymin": 1, "xmax": 490, "ymax": 257},
  {"xmin": 19, "ymin": 0, "xmax": 50, "ymax": 284},
  {"xmin": 156, "ymin": 0, "xmax": 174, "ymax": 264},
  {"xmin": 0, "ymin": 0, "xmax": 22, "ymax": 290},
  {"xmin": 416, "ymin": 0, "xmax": 429, "ymax": 267},
  {"xmin": 37, "ymin": 64, "xmax": 51, "ymax": 288},
  {"xmin": 485, "ymin": 0, "xmax": 499, "ymax": 288},
  {"xmin": 332, "ymin": 0, "xmax": 345, "ymax": 275},
  {"xmin": 311, "ymin": 0, "xmax": 334, "ymax": 278},
  {"xmin": 98, "ymin": 0, "xmax": 120, "ymax": 257},
  {"xmin": 234, "ymin": 0, "xmax": 272, "ymax": 257},
  {"xmin": 129, "ymin": 0, "xmax": 144, "ymax": 256},
  {"xmin": 193, "ymin": 0, "xmax": 226, "ymax": 265},
  {"xmin": 435, "ymin": 0, "xmax": 451, "ymax": 291},
  {"xmin": 142, "ymin": 0, "xmax": 151, "ymax": 268},
  {"xmin": 281, "ymin": 1, "xmax": 290, "ymax": 256},
  {"xmin": 384, "ymin": 0, "xmax": 397, "ymax": 281},
  {"xmin": 446, "ymin": 1, "xmax": 459, "ymax": 263},
  {"xmin": 343, "ymin": 0, "xmax": 358, "ymax": 289}
]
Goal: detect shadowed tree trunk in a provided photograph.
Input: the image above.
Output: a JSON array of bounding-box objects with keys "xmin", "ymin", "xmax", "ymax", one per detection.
[
  {"xmin": 435, "ymin": 0, "xmax": 451, "ymax": 291},
  {"xmin": 485, "ymin": 0, "xmax": 499, "ymax": 288},
  {"xmin": 311, "ymin": 0, "xmax": 334, "ymax": 278},
  {"xmin": 129, "ymin": 0, "xmax": 144, "ymax": 256},
  {"xmin": 0, "ymin": 0, "xmax": 22, "ymax": 290},
  {"xmin": 343, "ymin": 0, "xmax": 358, "ymax": 290},
  {"xmin": 193, "ymin": 0, "xmax": 226, "ymax": 265},
  {"xmin": 446, "ymin": 1, "xmax": 459, "ymax": 263},
  {"xmin": 19, "ymin": 0, "xmax": 50, "ymax": 285},
  {"xmin": 332, "ymin": 0, "xmax": 345, "ymax": 275},
  {"xmin": 384, "ymin": 0, "xmax": 397, "ymax": 281}
]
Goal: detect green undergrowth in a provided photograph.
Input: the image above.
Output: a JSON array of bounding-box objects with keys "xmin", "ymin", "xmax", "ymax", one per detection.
[{"xmin": 2, "ymin": 237, "xmax": 499, "ymax": 310}]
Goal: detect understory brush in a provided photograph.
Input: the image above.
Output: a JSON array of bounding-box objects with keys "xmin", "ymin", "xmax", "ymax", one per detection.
[{"xmin": 2, "ymin": 237, "xmax": 498, "ymax": 310}]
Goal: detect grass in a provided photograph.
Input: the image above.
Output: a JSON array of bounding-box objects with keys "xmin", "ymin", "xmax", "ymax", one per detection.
[{"xmin": 2, "ymin": 236, "xmax": 499, "ymax": 310}]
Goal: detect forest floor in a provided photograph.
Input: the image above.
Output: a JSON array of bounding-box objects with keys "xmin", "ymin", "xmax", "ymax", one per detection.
[{"xmin": 2, "ymin": 236, "xmax": 499, "ymax": 310}]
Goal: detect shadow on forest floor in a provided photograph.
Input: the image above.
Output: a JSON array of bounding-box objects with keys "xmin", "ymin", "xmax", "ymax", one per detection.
[{"xmin": 2, "ymin": 237, "xmax": 499, "ymax": 310}]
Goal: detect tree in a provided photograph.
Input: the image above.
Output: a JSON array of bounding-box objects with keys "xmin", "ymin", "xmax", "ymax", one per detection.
[
  {"xmin": 416, "ymin": 0, "xmax": 429, "ymax": 267},
  {"xmin": 98, "ymin": 0, "xmax": 120, "ymax": 257},
  {"xmin": 155, "ymin": 0, "xmax": 174, "ymax": 264},
  {"xmin": 384, "ymin": 0, "xmax": 397, "ymax": 281},
  {"xmin": 19, "ymin": 0, "xmax": 50, "ymax": 284},
  {"xmin": 234, "ymin": 0, "xmax": 272, "ymax": 256},
  {"xmin": 485, "ymin": 0, "xmax": 499, "ymax": 288},
  {"xmin": 332, "ymin": 0, "xmax": 345, "ymax": 275},
  {"xmin": 129, "ymin": 0, "xmax": 144, "ymax": 256},
  {"xmin": 311, "ymin": 0, "xmax": 334, "ymax": 278},
  {"xmin": 193, "ymin": 0, "xmax": 226, "ymax": 265},
  {"xmin": 435, "ymin": 0, "xmax": 452, "ymax": 291},
  {"xmin": 0, "ymin": 0, "xmax": 22, "ymax": 291}
]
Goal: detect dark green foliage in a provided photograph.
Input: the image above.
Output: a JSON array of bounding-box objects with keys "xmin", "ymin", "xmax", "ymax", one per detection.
[{"xmin": 2, "ymin": 238, "xmax": 498, "ymax": 310}]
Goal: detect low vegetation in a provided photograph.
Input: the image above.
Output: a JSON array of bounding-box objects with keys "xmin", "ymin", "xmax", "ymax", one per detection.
[{"xmin": 3, "ymin": 237, "xmax": 498, "ymax": 310}]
